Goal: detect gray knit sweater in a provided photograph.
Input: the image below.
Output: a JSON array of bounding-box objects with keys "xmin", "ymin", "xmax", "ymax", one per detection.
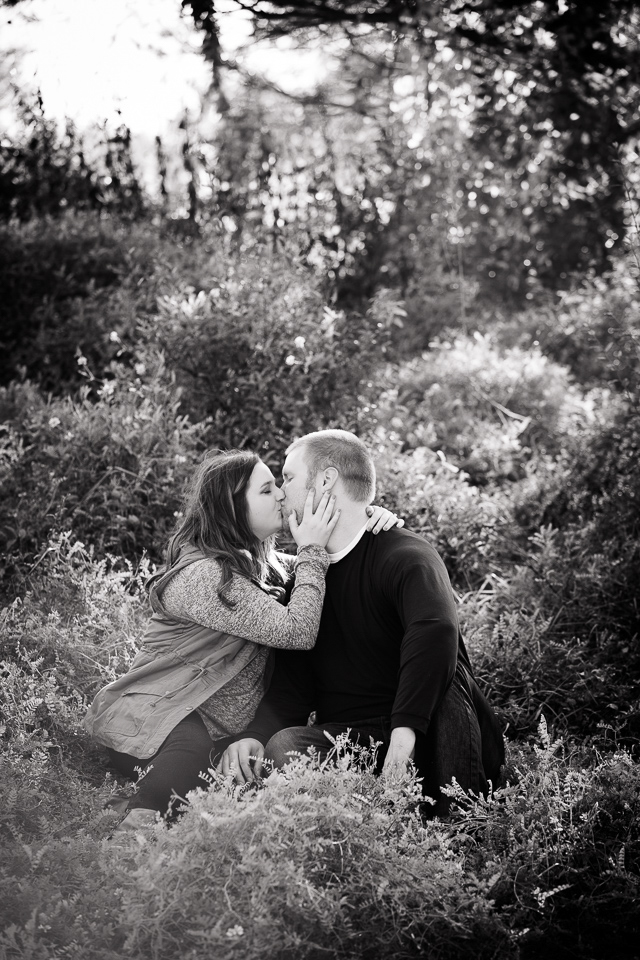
[{"xmin": 161, "ymin": 545, "xmax": 329, "ymax": 740}]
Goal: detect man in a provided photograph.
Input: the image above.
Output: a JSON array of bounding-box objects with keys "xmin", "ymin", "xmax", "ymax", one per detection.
[{"xmin": 219, "ymin": 430, "xmax": 504, "ymax": 813}]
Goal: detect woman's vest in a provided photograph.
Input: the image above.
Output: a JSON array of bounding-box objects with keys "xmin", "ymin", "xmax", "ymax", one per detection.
[{"xmin": 84, "ymin": 547, "xmax": 263, "ymax": 758}]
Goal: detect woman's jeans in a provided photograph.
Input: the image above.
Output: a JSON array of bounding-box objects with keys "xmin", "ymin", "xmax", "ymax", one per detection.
[
  {"xmin": 107, "ymin": 711, "xmax": 233, "ymax": 816},
  {"xmin": 265, "ymin": 669, "xmax": 487, "ymax": 818}
]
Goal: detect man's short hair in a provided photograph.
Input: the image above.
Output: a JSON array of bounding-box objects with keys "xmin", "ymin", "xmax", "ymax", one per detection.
[{"xmin": 287, "ymin": 429, "xmax": 376, "ymax": 503}]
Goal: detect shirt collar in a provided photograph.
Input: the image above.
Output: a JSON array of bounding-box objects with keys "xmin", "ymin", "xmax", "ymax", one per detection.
[{"xmin": 326, "ymin": 524, "xmax": 369, "ymax": 564}]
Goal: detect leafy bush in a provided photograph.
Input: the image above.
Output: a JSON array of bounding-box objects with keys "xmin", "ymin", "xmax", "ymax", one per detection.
[
  {"xmin": 1, "ymin": 207, "xmax": 638, "ymax": 960},
  {"xmin": 383, "ymin": 273, "xmax": 479, "ymax": 360},
  {"xmin": 375, "ymin": 334, "xmax": 607, "ymax": 485},
  {"xmin": 0, "ymin": 534, "xmax": 149, "ymax": 772},
  {"xmin": 447, "ymin": 719, "xmax": 640, "ymax": 959},
  {"xmin": 462, "ymin": 599, "xmax": 636, "ymax": 741},
  {"xmin": 373, "ymin": 442, "xmax": 516, "ymax": 591},
  {"xmin": 1, "ymin": 211, "xmax": 398, "ymax": 469},
  {"xmin": 0, "ymin": 358, "xmax": 205, "ymax": 576},
  {"xmin": 0, "ymin": 215, "xmax": 150, "ymax": 390},
  {"xmin": 459, "ymin": 515, "xmax": 640, "ymax": 741},
  {"xmin": 0, "ymin": 756, "xmax": 128, "ymax": 960},
  {"xmin": 539, "ymin": 404, "xmax": 640, "ymax": 646},
  {"xmin": 1, "ymin": 724, "xmax": 637, "ymax": 960},
  {"xmin": 0, "ymin": 497, "xmax": 638, "ymax": 960},
  {"xmin": 137, "ymin": 261, "xmax": 398, "ymax": 460},
  {"xmin": 119, "ymin": 744, "xmax": 513, "ymax": 960},
  {"xmin": 492, "ymin": 258, "xmax": 640, "ymax": 395},
  {"xmin": 0, "ymin": 538, "xmax": 147, "ymax": 960}
]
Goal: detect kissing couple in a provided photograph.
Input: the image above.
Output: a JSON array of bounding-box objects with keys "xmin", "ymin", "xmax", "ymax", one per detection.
[{"xmin": 86, "ymin": 429, "xmax": 504, "ymax": 832}]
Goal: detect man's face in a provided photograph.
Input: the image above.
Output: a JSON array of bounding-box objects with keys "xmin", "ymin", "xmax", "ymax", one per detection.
[{"xmin": 280, "ymin": 445, "xmax": 320, "ymax": 531}]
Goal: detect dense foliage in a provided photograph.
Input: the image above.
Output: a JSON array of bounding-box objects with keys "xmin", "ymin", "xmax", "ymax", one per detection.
[
  {"xmin": 1, "ymin": 543, "xmax": 639, "ymax": 957},
  {"xmin": 0, "ymin": 94, "xmax": 145, "ymax": 224},
  {"xmin": 0, "ymin": 204, "xmax": 638, "ymax": 957},
  {"xmin": 1, "ymin": 535, "xmax": 639, "ymax": 958},
  {"xmin": 0, "ymin": 215, "xmax": 396, "ymax": 576},
  {"xmin": 182, "ymin": 0, "xmax": 640, "ymax": 294},
  {"xmin": 0, "ymin": 5, "xmax": 639, "ymax": 951}
]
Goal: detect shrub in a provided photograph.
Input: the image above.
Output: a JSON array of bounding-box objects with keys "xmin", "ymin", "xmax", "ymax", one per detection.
[
  {"xmin": 374, "ymin": 334, "xmax": 607, "ymax": 486},
  {"xmin": 0, "ymin": 215, "xmax": 131, "ymax": 389},
  {"xmin": 0, "ymin": 756, "xmax": 129, "ymax": 960},
  {"xmin": 1, "ymin": 537, "xmax": 638, "ymax": 960},
  {"xmin": 538, "ymin": 404, "xmax": 640, "ymax": 647},
  {"xmin": 501, "ymin": 402, "xmax": 640, "ymax": 711},
  {"xmin": 373, "ymin": 442, "xmax": 517, "ymax": 591},
  {"xmin": 389, "ymin": 268, "xmax": 479, "ymax": 357},
  {"xmin": 0, "ymin": 534, "xmax": 150, "ymax": 771},
  {"xmin": 0, "ymin": 357, "xmax": 205, "ymax": 577},
  {"xmin": 447, "ymin": 719, "xmax": 640, "ymax": 959},
  {"xmin": 138, "ymin": 263, "xmax": 398, "ymax": 461},
  {"xmin": 461, "ymin": 598, "xmax": 635, "ymax": 741},
  {"xmin": 2, "ymin": 728, "xmax": 637, "ymax": 960},
  {"xmin": 0, "ymin": 537, "xmax": 147, "ymax": 959},
  {"xmin": 1, "ymin": 211, "xmax": 398, "ymax": 468},
  {"xmin": 119, "ymin": 741, "xmax": 514, "ymax": 960},
  {"xmin": 491, "ymin": 258, "xmax": 640, "ymax": 396},
  {"xmin": 459, "ymin": 518, "xmax": 640, "ymax": 740}
]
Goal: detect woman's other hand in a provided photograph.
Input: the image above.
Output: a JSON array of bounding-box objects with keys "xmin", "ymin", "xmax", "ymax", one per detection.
[
  {"xmin": 365, "ymin": 505, "xmax": 405, "ymax": 534},
  {"xmin": 216, "ymin": 739, "xmax": 265, "ymax": 783},
  {"xmin": 289, "ymin": 491, "xmax": 340, "ymax": 549}
]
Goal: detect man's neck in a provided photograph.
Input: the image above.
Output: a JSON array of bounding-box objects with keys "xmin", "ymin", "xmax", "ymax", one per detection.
[{"xmin": 325, "ymin": 505, "xmax": 370, "ymax": 554}]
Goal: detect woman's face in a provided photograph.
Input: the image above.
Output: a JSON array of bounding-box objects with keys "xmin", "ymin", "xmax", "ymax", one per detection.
[{"xmin": 245, "ymin": 460, "xmax": 285, "ymax": 541}]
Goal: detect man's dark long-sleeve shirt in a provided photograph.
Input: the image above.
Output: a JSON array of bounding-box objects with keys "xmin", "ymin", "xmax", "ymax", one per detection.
[{"xmin": 244, "ymin": 528, "xmax": 474, "ymax": 746}]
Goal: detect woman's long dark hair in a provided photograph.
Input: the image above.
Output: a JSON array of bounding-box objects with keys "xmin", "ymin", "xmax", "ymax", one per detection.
[{"xmin": 153, "ymin": 450, "xmax": 286, "ymax": 607}]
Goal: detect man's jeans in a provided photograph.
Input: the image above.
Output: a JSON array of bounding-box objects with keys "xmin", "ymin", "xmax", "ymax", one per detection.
[{"xmin": 264, "ymin": 668, "xmax": 487, "ymax": 817}]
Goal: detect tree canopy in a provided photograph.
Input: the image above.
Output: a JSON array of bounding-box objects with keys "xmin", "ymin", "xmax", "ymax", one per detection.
[
  {"xmin": 2, "ymin": 0, "xmax": 638, "ymax": 299},
  {"xmin": 178, "ymin": 0, "xmax": 640, "ymax": 295},
  {"xmin": 184, "ymin": 0, "xmax": 640, "ymax": 154}
]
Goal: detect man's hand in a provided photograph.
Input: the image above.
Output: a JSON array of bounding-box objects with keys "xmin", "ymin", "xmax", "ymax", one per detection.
[
  {"xmin": 382, "ymin": 726, "xmax": 416, "ymax": 779},
  {"xmin": 216, "ymin": 738, "xmax": 265, "ymax": 784}
]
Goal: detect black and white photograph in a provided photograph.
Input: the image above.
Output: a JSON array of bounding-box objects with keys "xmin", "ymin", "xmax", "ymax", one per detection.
[{"xmin": 1, "ymin": 1, "xmax": 639, "ymax": 957}]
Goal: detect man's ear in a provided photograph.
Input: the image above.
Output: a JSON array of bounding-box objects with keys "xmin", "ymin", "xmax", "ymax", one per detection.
[{"xmin": 320, "ymin": 466, "xmax": 339, "ymax": 491}]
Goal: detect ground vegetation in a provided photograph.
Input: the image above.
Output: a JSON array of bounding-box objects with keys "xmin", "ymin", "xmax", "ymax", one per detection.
[{"xmin": 0, "ymin": 9, "xmax": 639, "ymax": 954}]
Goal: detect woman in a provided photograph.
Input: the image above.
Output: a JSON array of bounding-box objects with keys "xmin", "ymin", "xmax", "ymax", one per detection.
[{"xmin": 85, "ymin": 449, "xmax": 400, "ymax": 832}]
